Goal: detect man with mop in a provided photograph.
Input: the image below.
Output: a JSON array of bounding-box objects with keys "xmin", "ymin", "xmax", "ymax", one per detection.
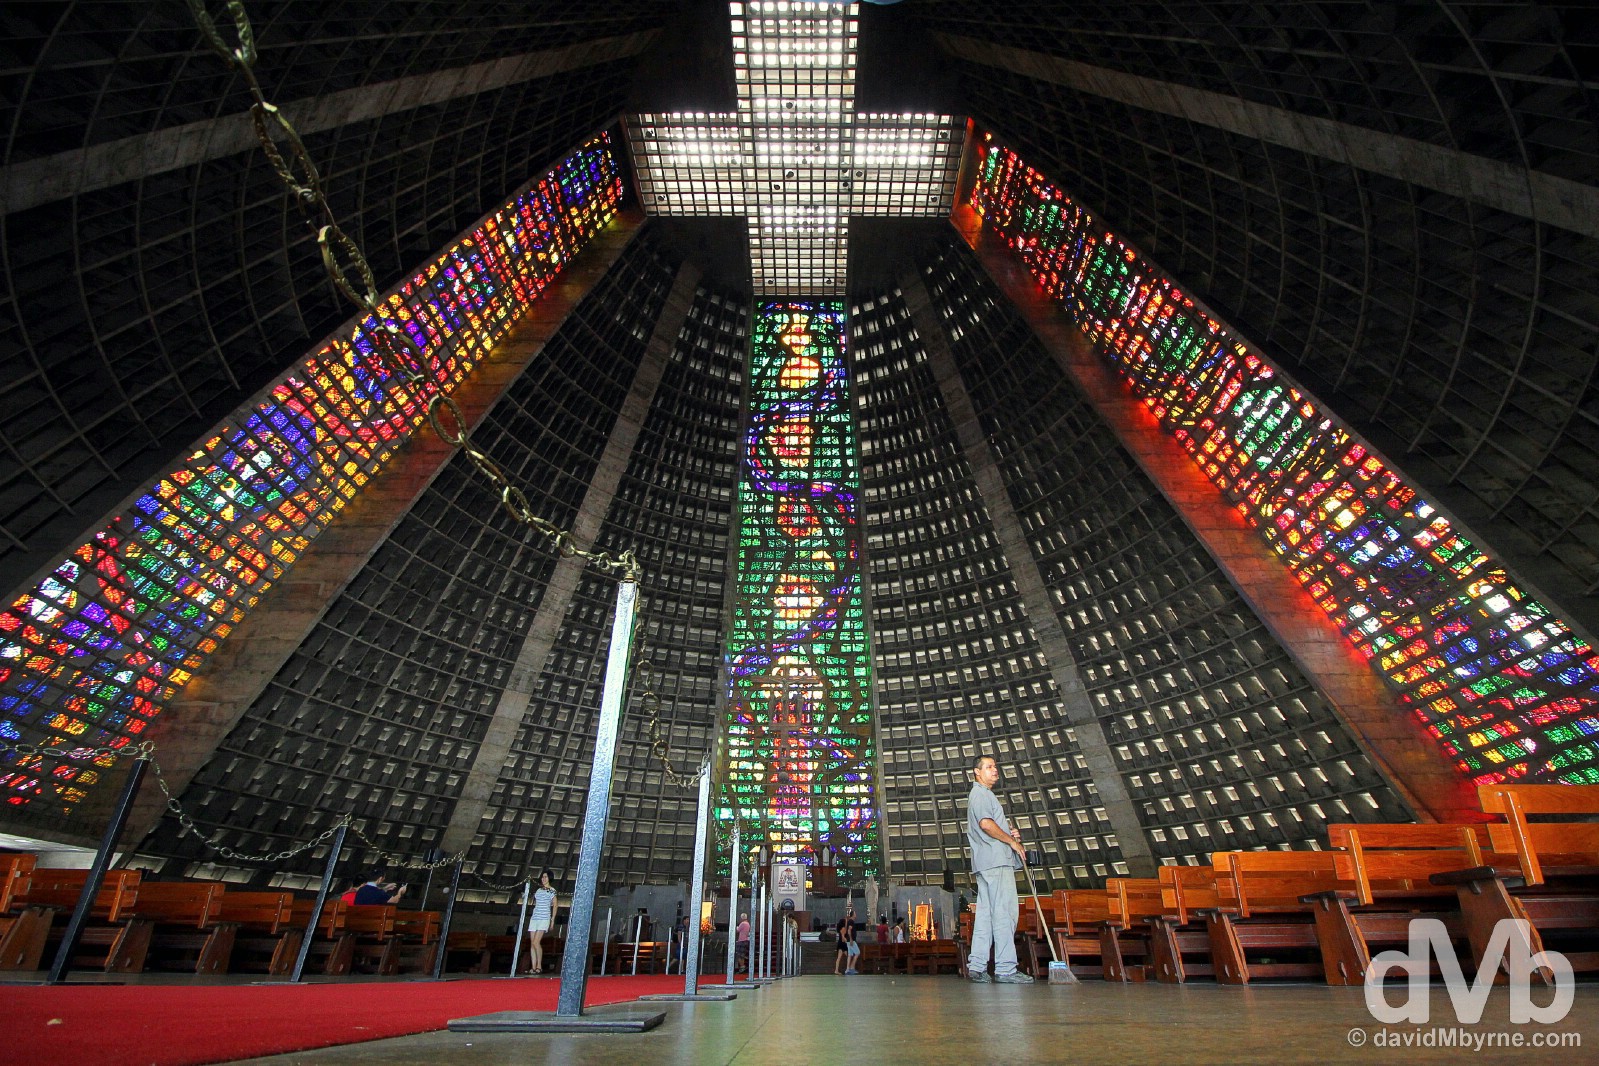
[{"xmin": 965, "ymin": 754, "xmax": 1034, "ymax": 984}]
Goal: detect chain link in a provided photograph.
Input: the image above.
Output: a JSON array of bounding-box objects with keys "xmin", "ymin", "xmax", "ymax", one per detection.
[
  {"xmin": 630, "ymin": 633, "xmax": 708, "ymax": 789},
  {"xmin": 342, "ymin": 822, "xmax": 464, "ymax": 873},
  {"xmin": 465, "ymin": 869, "xmax": 536, "ymax": 894},
  {"xmin": 148, "ymin": 755, "xmax": 353, "ymax": 864},
  {"xmin": 183, "ymin": 0, "xmax": 642, "ymax": 584}
]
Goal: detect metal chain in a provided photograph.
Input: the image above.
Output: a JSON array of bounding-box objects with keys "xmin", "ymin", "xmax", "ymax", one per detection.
[
  {"xmin": 184, "ymin": 0, "xmax": 641, "ymax": 584},
  {"xmin": 630, "ymin": 633, "xmax": 708, "ymax": 788},
  {"xmin": 147, "ymin": 755, "xmax": 352, "ymax": 864},
  {"xmin": 342, "ymin": 822, "xmax": 464, "ymax": 873},
  {"xmin": 465, "ymin": 869, "xmax": 536, "ymax": 894}
]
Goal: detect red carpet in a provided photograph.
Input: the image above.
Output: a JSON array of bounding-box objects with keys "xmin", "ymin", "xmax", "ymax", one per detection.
[{"xmin": 0, "ymin": 974, "xmax": 691, "ymax": 1066}]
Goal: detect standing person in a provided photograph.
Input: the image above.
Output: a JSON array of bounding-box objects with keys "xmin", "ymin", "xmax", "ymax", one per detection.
[
  {"xmin": 875, "ymin": 914, "xmax": 889, "ymax": 944},
  {"xmin": 525, "ymin": 869, "xmax": 558, "ymax": 975},
  {"xmin": 965, "ymin": 754, "xmax": 1033, "ymax": 984},
  {"xmin": 734, "ymin": 912, "xmax": 751, "ymax": 974},
  {"xmin": 834, "ymin": 908, "xmax": 859, "ymax": 975},
  {"xmin": 893, "ymin": 918, "xmax": 907, "ymax": 943}
]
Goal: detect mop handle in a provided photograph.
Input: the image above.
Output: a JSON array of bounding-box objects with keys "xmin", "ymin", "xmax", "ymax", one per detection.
[{"xmin": 1022, "ymin": 860, "xmax": 1063, "ymax": 964}]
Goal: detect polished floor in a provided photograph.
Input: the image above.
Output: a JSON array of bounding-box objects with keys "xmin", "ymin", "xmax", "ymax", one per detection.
[{"xmin": 230, "ymin": 975, "xmax": 1597, "ymax": 1065}]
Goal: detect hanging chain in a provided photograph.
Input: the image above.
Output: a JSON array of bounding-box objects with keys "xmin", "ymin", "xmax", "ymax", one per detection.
[
  {"xmin": 631, "ymin": 632, "xmax": 708, "ymax": 788},
  {"xmin": 145, "ymin": 751, "xmax": 349, "ymax": 864},
  {"xmin": 342, "ymin": 822, "xmax": 464, "ymax": 873},
  {"xmin": 466, "ymin": 869, "xmax": 536, "ymax": 893},
  {"xmin": 184, "ymin": 0, "xmax": 640, "ymax": 584}
]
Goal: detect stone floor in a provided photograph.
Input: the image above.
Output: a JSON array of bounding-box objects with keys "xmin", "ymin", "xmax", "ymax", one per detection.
[{"xmin": 230, "ymin": 975, "xmax": 1598, "ymax": 1065}]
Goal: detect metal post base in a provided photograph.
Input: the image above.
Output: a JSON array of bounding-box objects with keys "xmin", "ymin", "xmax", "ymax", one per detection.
[
  {"xmin": 697, "ymin": 981, "xmax": 761, "ymax": 991},
  {"xmin": 637, "ymin": 991, "xmax": 738, "ymax": 1002},
  {"xmin": 447, "ymin": 1009, "xmax": 666, "ymax": 1034}
]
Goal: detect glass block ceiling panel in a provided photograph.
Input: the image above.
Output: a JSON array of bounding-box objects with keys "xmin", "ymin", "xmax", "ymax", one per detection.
[{"xmin": 627, "ymin": 1, "xmax": 962, "ymax": 297}]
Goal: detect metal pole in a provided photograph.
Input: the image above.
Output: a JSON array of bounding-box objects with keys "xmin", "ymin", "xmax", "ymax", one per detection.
[
  {"xmin": 681, "ymin": 760, "xmax": 712, "ymax": 994},
  {"xmin": 430, "ymin": 859, "xmax": 463, "ymax": 980},
  {"xmin": 631, "ymin": 912, "xmax": 643, "ymax": 975},
  {"xmin": 509, "ymin": 879, "xmax": 530, "ymax": 976},
  {"xmin": 290, "ymin": 821, "xmax": 349, "ymax": 983},
  {"xmin": 599, "ymin": 908, "xmax": 611, "ymax": 976},
  {"xmin": 555, "ymin": 578, "xmax": 639, "ymax": 1018},
  {"xmin": 47, "ymin": 753, "xmax": 150, "ymax": 984},
  {"xmin": 724, "ymin": 823, "xmax": 740, "ymax": 980}
]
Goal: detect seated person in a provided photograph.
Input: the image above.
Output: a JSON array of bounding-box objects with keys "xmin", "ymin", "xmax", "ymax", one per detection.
[{"xmin": 352, "ymin": 871, "xmax": 406, "ymax": 905}]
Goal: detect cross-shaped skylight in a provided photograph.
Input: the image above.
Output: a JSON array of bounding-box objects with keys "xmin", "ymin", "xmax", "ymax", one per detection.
[{"xmin": 626, "ymin": 1, "xmax": 964, "ymax": 296}]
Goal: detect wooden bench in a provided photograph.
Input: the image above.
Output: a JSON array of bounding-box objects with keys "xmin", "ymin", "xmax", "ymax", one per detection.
[
  {"xmin": 1098, "ymin": 877, "xmax": 1160, "ymax": 981},
  {"xmin": 906, "ymin": 937, "xmax": 963, "ymax": 975},
  {"xmin": 1209, "ymin": 851, "xmax": 1348, "ymax": 984},
  {"xmin": 427, "ymin": 928, "xmax": 490, "ymax": 975},
  {"xmin": 1314, "ymin": 823, "xmax": 1497, "ymax": 984},
  {"xmin": 215, "ymin": 890, "xmax": 299, "ymax": 974},
  {"xmin": 130, "ymin": 881, "xmax": 236, "ymax": 975},
  {"xmin": 1151, "ymin": 865, "xmax": 1224, "ymax": 983},
  {"xmin": 288, "ymin": 897, "xmax": 352, "ymax": 975},
  {"xmin": 1052, "ymin": 888, "xmax": 1115, "ymax": 980},
  {"xmin": 9, "ymin": 868, "xmax": 147, "ymax": 972},
  {"xmin": 1427, "ymin": 786, "xmax": 1599, "ymax": 979},
  {"xmin": 1478, "ymin": 784, "xmax": 1599, "ymax": 886},
  {"xmin": 0, "ymin": 854, "xmax": 45, "ymax": 970}
]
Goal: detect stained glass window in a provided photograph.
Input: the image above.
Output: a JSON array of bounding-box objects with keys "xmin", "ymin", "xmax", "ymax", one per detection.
[
  {"xmin": 968, "ymin": 132, "xmax": 1599, "ymax": 785},
  {"xmin": 720, "ymin": 302, "xmax": 878, "ymax": 874},
  {"xmin": 0, "ymin": 135, "xmax": 623, "ymax": 811}
]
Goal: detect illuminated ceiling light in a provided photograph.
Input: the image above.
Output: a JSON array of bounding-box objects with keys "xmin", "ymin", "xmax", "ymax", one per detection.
[{"xmin": 626, "ymin": 0, "xmax": 963, "ymax": 296}]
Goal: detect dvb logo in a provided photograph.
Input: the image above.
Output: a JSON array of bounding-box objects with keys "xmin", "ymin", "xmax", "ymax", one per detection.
[{"xmin": 1363, "ymin": 918, "xmax": 1573, "ymax": 1025}]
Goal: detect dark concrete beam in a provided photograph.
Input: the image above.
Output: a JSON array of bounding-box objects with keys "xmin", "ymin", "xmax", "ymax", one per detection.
[
  {"xmin": 936, "ymin": 35, "xmax": 1599, "ymax": 240},
  {"xmin": 901, "ymin": 267, "xmax": 1161, "ymax": 878},
  {"xmin": 1, "ymin": 33, "xmax": 656, "ymax": 215}
]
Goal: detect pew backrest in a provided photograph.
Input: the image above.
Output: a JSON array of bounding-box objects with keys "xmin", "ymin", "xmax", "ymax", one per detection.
[
  {"xmin": 0, "ymin": 853, "xmax": 37, "ymax": 913},
  {"xmin": 1056, "ymin": 888, "xmax": 1112, "ymax": 934},
  {"xmin": 288, "ymin": 896, "xmax": 348, "ymax": 936},
  {"xmin": 215, "ymin": 891, "xmax": 295, "ymax": 934},
  {"xmin": 1327, "ymin": 823, "xmax": 1495, "ymax": 905},
  {"xmin": 131, "ymin": 881, "xmax": 226, "ymax": 928},
  {"xmin": 1106, "ymin": 877, "xmax": 1166, "ymax": 925},
  {"xmin": 20, "ymin": 868, "xmax": 141, "ymax": 921},
  {"xmin": 391, "ymin": 910, "xmax": 441, "ymax": 945},
  {"xmin": 1213, "ymin": 851, "xmax": 1349, "ymax": 917},
  {"xmin": 1478, "ymin": 784, "xmax": 1599, "ymax": 885},
  {"xmin": 1157, "ymin": 865, "xmax": 1219, "ymax": 925},
  {"xmin": 343, "ymin": 904, "xmax": 397, "ymax": 940}
]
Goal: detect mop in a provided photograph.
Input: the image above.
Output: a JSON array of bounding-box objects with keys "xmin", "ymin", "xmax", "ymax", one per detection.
[{"xmin": 1021, "ymin": 857, "xmax": 1077, "ymax": 985}]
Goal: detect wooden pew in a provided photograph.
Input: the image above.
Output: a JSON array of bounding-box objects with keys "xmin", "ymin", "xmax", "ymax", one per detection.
[
  {"xmin": 427, "ymin": 928, "xmax": 490, "ymax": 974},
  {"xmin": 215, "ymin": 890, "xmax": 299, "ymax": 975},
  {"xmin": 1052, "ymin": 889, "xmax": 1113, "ymax": 980},
  {"xmin": 386, "ymin": 909, "xmax": 442, "ymax": 974},
  {"xmin": 1428, "ymin": 786, "xmax": 1599, "ymax": 979},
  {"xmin": 1098, "ymin": 877, "xmax": 1159, "ymax": 981},
  {"xmin": 132, "ymin": 881, "xmax": 236, "ymax": 975},
  {"xmin": 1478, "ymin": 784, "xmax": 1599, "ymax": 886},
  {"xmin": 906, "ymin": 937, "xmax": 963, "ymax": 975},
  {"xmin": 1315, "ymin": 823, "xmax": 1505, "ymax": 984},
  {"xmin": 344, "ymin": 903, "xmax": 400, "ymax": 974},
  {"xmin": 1149, "ymin": 865, "xmax": 1227, "ymax": 983},
  {"xmin": 1209, "ymin": 851, "xmax": 1348, "ymax": 984},
  {"xmin": 288, "ymin": 897, "xmax": 352, "ymax": 975},
  {"xmin": 13, "ymin": 868, "xmax": 147, "ymax": 972},
  {"xmin": 0, "ymin": 854, "xmax": 47, "ymax": 970}
]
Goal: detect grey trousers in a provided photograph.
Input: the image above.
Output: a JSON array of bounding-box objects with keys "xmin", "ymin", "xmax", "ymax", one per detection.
[{"xmin": 969, "ymin": 865, "xmax": 1019, "ymax": 976}]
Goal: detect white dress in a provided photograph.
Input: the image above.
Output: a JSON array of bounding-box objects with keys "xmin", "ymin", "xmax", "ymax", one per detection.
[{"xmin": 528, "ymin": 886, "xmax": 556, "ymax": 932}]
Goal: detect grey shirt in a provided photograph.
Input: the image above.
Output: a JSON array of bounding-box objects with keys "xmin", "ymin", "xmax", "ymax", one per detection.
[{"xmin": 967, "ymin": 782, "xmax": 1022, "ymax": 873}]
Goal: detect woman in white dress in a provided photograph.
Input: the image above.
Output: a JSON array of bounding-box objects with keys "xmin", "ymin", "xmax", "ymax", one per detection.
[{"xmin": 526, "ymin": 869, "xmax": 558, "ymax": 974}]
